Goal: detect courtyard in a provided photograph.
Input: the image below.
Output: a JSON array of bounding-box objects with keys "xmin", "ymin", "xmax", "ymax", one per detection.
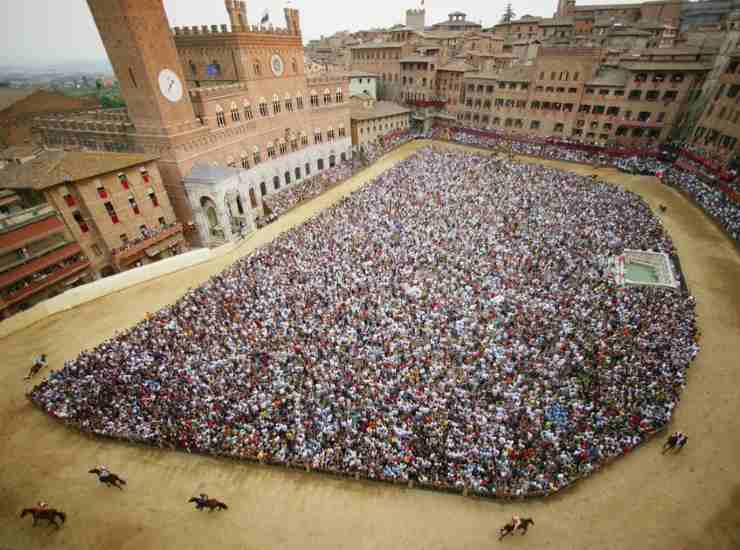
[{"xmin": 1, "ymin": 141, "xmax": 739, "ymax": 550}]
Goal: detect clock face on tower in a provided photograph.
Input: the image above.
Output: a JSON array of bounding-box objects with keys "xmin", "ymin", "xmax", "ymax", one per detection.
[
  {"xmin": 271, "ymin": 54, "xmax": 285, "ymax": 77},
  {"xmin": 158, "ymin": 69, "xmax": 183, "ymax": 103}
]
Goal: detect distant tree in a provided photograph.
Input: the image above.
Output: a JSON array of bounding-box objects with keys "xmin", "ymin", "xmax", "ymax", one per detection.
[
  {"xmin": 500, "ymin": 3, "xmax": 515, "ymax": 25},
  {"xmin": 101, "ymin": 95, "xmax": 126, "ymax": 109}
]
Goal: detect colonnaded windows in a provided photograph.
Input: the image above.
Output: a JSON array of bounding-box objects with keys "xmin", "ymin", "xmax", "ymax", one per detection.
[{"xmin": 215, "ymin": 105, "xmax": 226, "ymax": 128}]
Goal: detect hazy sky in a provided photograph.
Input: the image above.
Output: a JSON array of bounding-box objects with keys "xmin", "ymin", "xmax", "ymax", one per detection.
[{"xmin": 0, "ymin": 0, "xmax": 638, "ymax": 66}]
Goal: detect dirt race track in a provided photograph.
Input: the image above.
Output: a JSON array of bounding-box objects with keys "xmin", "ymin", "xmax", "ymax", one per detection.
[{"xmin": 1, "ymin": 141, "xmax": 739, "ymax": 550}]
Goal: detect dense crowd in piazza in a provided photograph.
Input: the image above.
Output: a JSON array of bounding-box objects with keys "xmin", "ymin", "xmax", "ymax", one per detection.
[
  {"xmin": 661, "ymin": 167, "xmax": 740, "ymax": 246},
  {"xmin": 438, "ymin": 128, "xmax": 740, "ymax": 248},
  {"xmin": 258, "ymin": 130, "xmax": 425, "ymax": 223},
  {"xmin": 30, "ymin": 147, "xmax": 699, "ymax": 498}
]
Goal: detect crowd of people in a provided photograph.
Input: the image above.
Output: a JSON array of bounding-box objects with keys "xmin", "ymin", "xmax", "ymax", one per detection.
[
  {"xmin": 364, "ymin": 130, "xmax": 428, "ymax": 164},
  {"xmin": 438, "ymin": 127, "xmax": 740, "ymax": 248},
  {"xmin": 257, "ymin": 130, "xmax": 426, "ymax": 225},
  {"xmin": 614, "ymin": 156, "xmax": 668, "ymax": 176},
  {"xmin": 438, "ymin": 129, "xmax": 612, "ymax": 165},
  {"xmin": 661, "ymin": 167, "xmax": 740, "ymax": 246},
  {"xmin": 2, "ymin": 253, "xmax": 87, "ymax": 301},
  {"xmin": 260, "ymin": 163, "xmax": 357, "ymax": 222},
  {"xmin": 30, "ymin": 147, "xmax": 699, "ymax": 498},
  {"xmin": 110, "ymin": 223, "xmax": 180, "ymax": 257}
]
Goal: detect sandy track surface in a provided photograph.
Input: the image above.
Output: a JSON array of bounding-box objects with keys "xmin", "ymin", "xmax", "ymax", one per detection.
[{"xmin": 1, "ymin": 141, "xmax": 739, "ymax": 550}]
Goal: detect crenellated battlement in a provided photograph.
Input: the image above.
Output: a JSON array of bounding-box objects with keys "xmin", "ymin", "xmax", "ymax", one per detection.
[
  {"xmin": 172, "ymin": 7, "xmax": 301, "ymax": 39},
  {"xmin": 406, "ymin": 8, "xmax": 425, "ymax": 15},
  {"xmin": 306, "ymin": 75, "xmax": 349, "ymax": 88},
  {"xmin": 173, "ymin": 24, "xmax": 299, "ymax": 37},
  {"xmin": 34, "ymin": 114, "xmax": 137, "ymax": 135},
  {"xmin": 189, "ymin": 83, "xmax": 249, "ymax": 99}
]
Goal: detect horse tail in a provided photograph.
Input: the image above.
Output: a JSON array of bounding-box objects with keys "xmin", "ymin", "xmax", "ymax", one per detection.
[
  {"xmin": 20, "ymin": 508, "xmax": 31, "ymax": 518},
  {"xmin": 220, "ymin": 503, "xmax": 228, "ymax": 510},
  {"xmin": 58, "ymin": 511, "xmax": 66, "ymax": 523}
]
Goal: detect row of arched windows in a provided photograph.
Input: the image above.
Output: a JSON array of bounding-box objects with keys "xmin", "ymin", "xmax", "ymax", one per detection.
[
  {"xmin": 212, "ymin": 89, "xmax": 345, "ymax": 128},
  {"xmin": 239, "ymin": 153, "xmax": 348, "ymax": 205},
  {"xmin": 222, "ymin": 128, "xmax": 347, "ymax": 167}
]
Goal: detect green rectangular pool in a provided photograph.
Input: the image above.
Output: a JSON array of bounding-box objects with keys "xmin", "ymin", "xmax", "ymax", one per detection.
[{"xmin": 625, "ymin": 262, "xmax": 659, "ymax": 284}]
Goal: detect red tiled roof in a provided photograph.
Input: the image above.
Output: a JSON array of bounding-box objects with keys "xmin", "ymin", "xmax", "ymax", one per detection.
[
  {"xmin": 0, "ymin": 242, "xmax": 82, "ymax": 289},
  {"xmin": 0, "ymin": 216, "xmax": 65, "ymax": 252}
]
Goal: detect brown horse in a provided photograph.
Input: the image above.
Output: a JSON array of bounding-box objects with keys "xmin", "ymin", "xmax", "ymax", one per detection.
[
  {"xmin": 189, "ymin": 496, "xmax": 228, "ymax": 512},
  {"xmin": 89, "ymin": 468, "xmax": 127, "ymax": 489},
  {"xmin": 20, "ymin": 508, "xmax": 66, "ymax": 528},
  {"xmin": 499, "ymin": 517, "xmax": 535, "ymax": 540}
]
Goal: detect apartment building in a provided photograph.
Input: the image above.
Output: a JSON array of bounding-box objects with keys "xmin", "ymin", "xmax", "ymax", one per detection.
[
  {"xmin": 0, "ymin": 190, "xmax": 93, "ymax": 319},
  {"xmin": 0, "ymin": 150, "xmax": 185, "ymax": 276}
]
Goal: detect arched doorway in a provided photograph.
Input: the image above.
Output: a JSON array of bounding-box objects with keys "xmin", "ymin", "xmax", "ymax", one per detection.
[
  {"xmin": 200, "ymin": 196, "xmax": 222, "ymax": 238},
  {"xmin": 329, "ymin": 155, "xmax": 336, "ymax": 168}
]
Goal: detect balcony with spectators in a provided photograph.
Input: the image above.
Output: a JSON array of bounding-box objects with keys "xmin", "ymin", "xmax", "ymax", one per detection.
[{"xmin": 110, "ymin": 223, "xmax": 185, "ymax": 269}]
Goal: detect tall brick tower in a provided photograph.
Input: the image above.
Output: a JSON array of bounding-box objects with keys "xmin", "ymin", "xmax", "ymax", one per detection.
[{"xmin": 86, "ymin": 0, "xmax": 208, "ymax": 227}]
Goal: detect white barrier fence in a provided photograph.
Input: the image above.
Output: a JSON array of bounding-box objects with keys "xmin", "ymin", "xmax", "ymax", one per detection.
[{"xmin": 0, "ymin": 240, "xmax": 244, "ymax": 340}]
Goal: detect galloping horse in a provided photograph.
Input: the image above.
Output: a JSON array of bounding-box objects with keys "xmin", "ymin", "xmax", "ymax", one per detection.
[
  {"xmin": 89, "ymin": 468, "xmax": 127, "ymax": 490},
  {"xmin": 24, "ymin": 354, "xmax": 48, "ymax": 380},
  {"xmin": 499, "ymin": 517, "xmax": 535, "ymax": 540},
  {"xmin": 20, "ymin": 508, "xmax": 66, "ymax": 528},
  {"xmin": 662, "ymin": 432, "xmax": 688, "ymax": 454},
  {"xmin": 189, "ymin": 496, "xmax": 228, "ymax": 512}
]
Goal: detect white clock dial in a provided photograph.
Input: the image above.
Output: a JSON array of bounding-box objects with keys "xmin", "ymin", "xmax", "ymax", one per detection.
[
  {"xmin": 158, "ymin": 69, "xmax": 183, "ymax": 103},
  {"xmin": 270, "ymin": 54, "xmax": 284, "ymax": 77}
]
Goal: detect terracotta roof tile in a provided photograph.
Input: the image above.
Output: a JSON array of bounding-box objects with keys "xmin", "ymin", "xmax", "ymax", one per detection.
[
  {"xmin": 0, "ymin": 149, "xmax": 160, "ymax": 191},
  {"xmin": 350, "ymin": 101, "xmax": 411, "ymax": 121}
]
